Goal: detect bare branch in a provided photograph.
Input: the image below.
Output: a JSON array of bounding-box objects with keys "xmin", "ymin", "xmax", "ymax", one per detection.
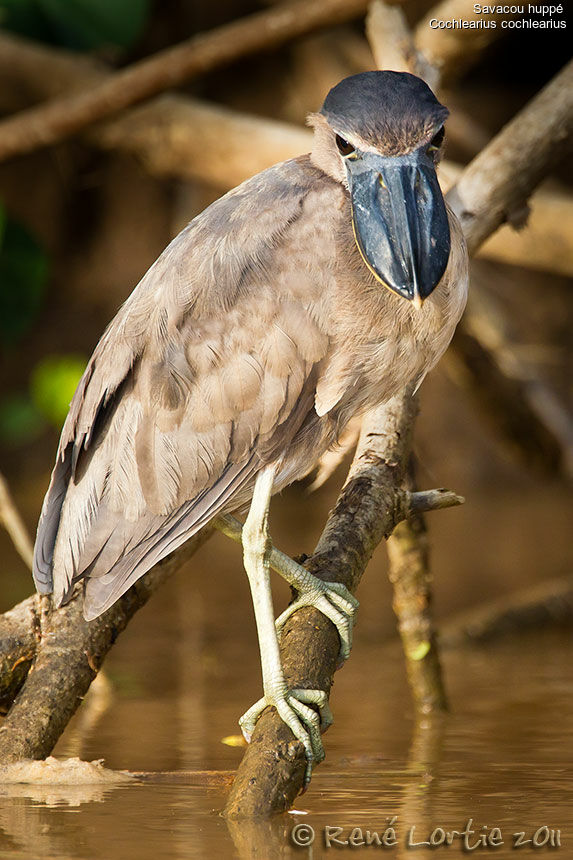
[
  {"xmin": 224, "ymin": 58, "xmax": 573, "ymax": 816},
  {"xmin": 442, "ymin": 575, "xmax": 573, "ymax": 646},
  {"xmin": 0, "ymin": 0, "xmax": 370, "ymax": 164},
  {"xmin": 0, "ymin": 597, "xmax": 39, "ymax": 714},
  {"xmin": 443, "ymin": 63, "xmax": 573, "ymax": 476},
  {"xmin": 96, "ymin": 97, "xmax": 311, "ymax": 190},
  {"xmin": 224, "ymin": 391, "xmax": 419, "ymax": 817},
  {"xmin": 447, "ymin": 59, "xmax": 573, "ymax": 254},
  {"xmin": 387, "ymin": 461, "xmax": 449, "ymax": 715},
  {"xmin": 366, "ymin": 2, "xmax": 426, "ymax": 78},
  {"xmin": 440, "ymin": 162, "xmax": 573, "ymax": 278},
  {"xmin": 414, "ymin": 0, "xmax": 510, "ymax": 85},
  {"xmin": 0, "ymin": 529, "xmax": 212, "ymax": 762},
  {"xmin": 0, "ymin": 472, "xmax": 34, "ymax": 571}
]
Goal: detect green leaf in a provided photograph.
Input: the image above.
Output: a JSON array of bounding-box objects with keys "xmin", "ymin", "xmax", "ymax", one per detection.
[
  {"xmin": 0, "ymin": 210, "xmax": 49, "ymax": 347},
  {"xmin": 30, "ymin": 355, "xmax": 87, "ymax": 428},
  {"xmin": 0, "ymin": 0, "xmax": 151, "ymax": 50}
]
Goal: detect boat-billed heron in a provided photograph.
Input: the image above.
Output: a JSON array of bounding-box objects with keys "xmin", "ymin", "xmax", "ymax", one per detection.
[{"xmin": 33, "ymin": 71, "xmax": 468, "ymax": 781}]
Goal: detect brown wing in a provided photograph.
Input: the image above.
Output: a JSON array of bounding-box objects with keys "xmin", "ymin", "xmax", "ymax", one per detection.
[{"xmin": 33, "ymin": 157, "xmax": 333, "ymax": 619}]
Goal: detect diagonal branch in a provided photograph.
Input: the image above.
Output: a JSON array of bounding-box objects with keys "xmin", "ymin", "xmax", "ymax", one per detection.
[
  {"xmin": 224, "ymin": 392, "xmax": 462, "ymax": 817},
  {"xmin": 0, "ymin": 0, "xmax": 370, "ymax": 164},
  {"xmin": 0, "ymin": 471, "xmax": 34, "ymax": 571},
  {"xmin": 0, "ymin": 529, "xmax": 212, "ymax": 762},
  {"xmin": 223, "ymin": 58, "xmax": 573, "ymax": 817},
  {"xmin": 447, "ymin": 59, "xmax": 573, "ymax": 253}
]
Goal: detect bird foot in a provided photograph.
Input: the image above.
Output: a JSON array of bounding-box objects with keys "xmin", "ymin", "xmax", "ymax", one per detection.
[
  {"xmin": 239, "ymin": 685, "xmax": 333, "ymax": 785},
  {"xmin": 275, "ymin": 578, "xmax": 359, "ymax": 663}
]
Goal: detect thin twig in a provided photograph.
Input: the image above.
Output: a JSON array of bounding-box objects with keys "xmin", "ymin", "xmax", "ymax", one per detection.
[
  {"xmin": 386, "ymin": 462, "xmax": 449, "ymax": 715},
  {"xmin": 0, "ymin": 472, "xmax": 34, "ymax": 571},
  {"xmin": 0, "ymin": 0, "xmax": 370, "ymax": 164}
]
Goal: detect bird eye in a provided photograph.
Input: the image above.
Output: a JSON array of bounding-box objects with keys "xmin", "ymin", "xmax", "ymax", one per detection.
[
  {"xmin": 336, "ymin": 134, "xmax": 356, "ymax": 156},
  {"xmin": 428, "ymin": 127, "xmax": 445, "ymax": 153}
]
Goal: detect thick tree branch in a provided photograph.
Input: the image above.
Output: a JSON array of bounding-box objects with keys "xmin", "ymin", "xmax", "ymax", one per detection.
[
  {"xmin": 224, "ymin": 392, "xmax": 423, "ymax": 817},
  {"xmin": 414, "ymin": 0, "xmax": 512, "ymax": 85},
  {"xmin": 0, "ymin": 529, "xmax": 212, "ymax": 762},
  {"xmin": 223, "ymin": 58, "xmax": 573, "ymax": 816},
  {"xmin": 0, "ymin": 0, "xmax": 370, "ymax": 164},
  {"xmin": 439, "ymin": 162, "xmax": 573, "ymax": 278},
  {"xmin": 0, "ymin": 31, "xmax": 311, "ymax": 189},
  {"xmin": 0, "ymin": 597, "xmax": 39, "ymax": 714},
  {"xmin": 447, "ymin": 59, "xmax": 573, "ymax": 254}
]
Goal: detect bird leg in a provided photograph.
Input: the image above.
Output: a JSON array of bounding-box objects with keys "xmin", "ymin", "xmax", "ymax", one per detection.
[
  {"xmin": 216, "ymin": 514, "xmax": 358, "ymax": 661},
  {"xmin": 236, "ymin": 465, "xmax": 334, "ymax": 784}
]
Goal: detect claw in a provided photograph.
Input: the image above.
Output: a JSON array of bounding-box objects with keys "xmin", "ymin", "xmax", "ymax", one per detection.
[
  {"xmin": 239, "ymin": 687, "xmax": 332, "ymax": 785},
  {"xmin": 275, "ymin": 579, "xmax": 358, "ymax": 662}
]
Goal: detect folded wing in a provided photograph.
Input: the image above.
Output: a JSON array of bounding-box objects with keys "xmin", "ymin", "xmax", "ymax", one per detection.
[{"xmin": 33, "ymin": 159, "xmax": 332, "ymax": 619}]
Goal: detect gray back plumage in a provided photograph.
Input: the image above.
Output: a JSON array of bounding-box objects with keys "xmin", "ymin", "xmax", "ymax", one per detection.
[
  {"xmin": 34, "ymin": 123, "xmax": 467, "ymax": 620},
  {"xmin": 33, "ymin": 157, "xmax": 337, "ymax": 617}
]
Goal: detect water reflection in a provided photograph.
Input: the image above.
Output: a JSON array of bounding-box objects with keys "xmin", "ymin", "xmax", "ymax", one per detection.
[{"xmin": 0, "ymin": 630, "xmax": 571, "ymax": 859}]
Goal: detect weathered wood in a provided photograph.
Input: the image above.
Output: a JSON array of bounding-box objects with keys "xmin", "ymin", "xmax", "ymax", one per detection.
[
  {"xmin": 447, "ymin": 60, "xmax": 573, "ymax": 254},
  {"xmin": 386, "ymin": 464, "xmax": 448, "ymax": 715},
  {"xmin": 224, "ymin": 393, "xmax": 420, "ymax": 817},
  {"xmin": 0, "ymin": 530, "xmax": 211, "ymax": 762},
  {"xmin": 0, "ymin": 597, "xmax": 39, "ymax": 714}
]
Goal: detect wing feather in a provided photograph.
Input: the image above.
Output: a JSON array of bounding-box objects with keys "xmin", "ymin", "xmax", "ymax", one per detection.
[{"xmin": 33, "ymin": 157, "xmax": 335, "ymax": 617}]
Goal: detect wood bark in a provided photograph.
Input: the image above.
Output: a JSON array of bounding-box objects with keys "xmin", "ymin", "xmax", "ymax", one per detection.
[
  {"xmin": 224, "ymin": 57, "xmax": 573, "ymax": 816},
  {"xmin": 386, "ymin": 465, "xmax": 448, "ymax": 715},
  {"xmin": 225, "ymin": 392, "xmax": 440, "ymax": 817},
  {"xmin": 447, "ymin": 59, "xmax": 573, "ymax": 254},
  {"xmin": 414, "ymin": 0, "xmax": 511, "ymax": 85},
  {"xmin": 0, "ymin": 530, "xmax": 211, "ymax": 762}
]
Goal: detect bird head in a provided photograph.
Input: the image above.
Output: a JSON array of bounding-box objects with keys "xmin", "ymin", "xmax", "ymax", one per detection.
[{"xmin": 310, "ymin": 71, "xmax": 450, "ymax": 307}]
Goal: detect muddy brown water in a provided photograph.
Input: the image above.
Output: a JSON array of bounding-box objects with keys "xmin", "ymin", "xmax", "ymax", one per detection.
[
  {"xmin": 1, "ymin": 369, "xmax": 572, "ymax": 859},
  {"xmin": 0, "ymin": 622, "xmax": 571, "ymax": 859}
]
